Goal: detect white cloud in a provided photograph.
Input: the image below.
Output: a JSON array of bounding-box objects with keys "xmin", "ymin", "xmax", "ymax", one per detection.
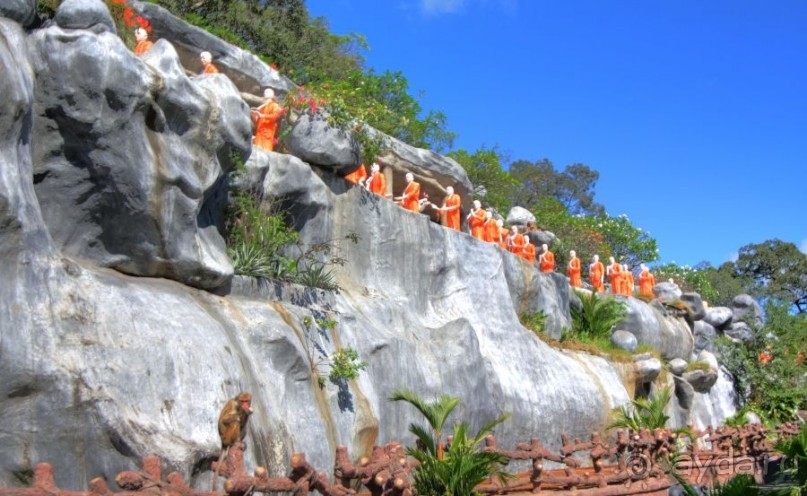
[
  {"xmin": 800, "ymin": 238, "xmax": 807, "ymax": 254},
  {"xmin": 419, "ymin": 0, "xmax": 517, "ymax": 15},
  {"xmin": 421, "ymin": 0, "xmax": 465, "ymax": 14}
]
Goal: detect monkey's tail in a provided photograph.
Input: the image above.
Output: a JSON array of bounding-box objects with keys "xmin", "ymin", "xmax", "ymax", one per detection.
[{"xmin": 211, "ymin": 447, "xmax": 229, "ymax": 492}]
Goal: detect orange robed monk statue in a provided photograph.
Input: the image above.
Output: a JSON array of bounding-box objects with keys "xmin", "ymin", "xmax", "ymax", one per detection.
[
  {"xmin": 638, "ymin": 263, "xmax": 656, "ymax": 296},
  {"xmin": 366, "ymin": 162, "xmax": 387, "ymax": 197},
  {"xmin": 431, "ymin": 185, "xmax": 461, "ymax": 230},
  {"xmin": 345, "ymin": 162, "xmax": 368, "ymax": 186},
  {"xmin": 467, "ymin": 200, "xmax": 487, "ymax": 240},
  {"xmin": 606, "ymin": 256, "xmax": 622, "ymax": 294},
  {"xmin": 251, "ymin": 88, "xmax": 286, "ymax": 152},
  {"xmin": 567, "ymin": 250, "xmax": 582, "ymax": 287},
  {"xmin": 538, "ymin": 243, "xmax": 555, "ymax": 272},
  {"xmin": 395, "ymin": 172, "xmax": 421, "ymax": 212},
  {"xmin": 590, "ymin": 254, "xmax": 605, "ymax": 293},
  {"xmin": 623, "ymin": 264, "xmax": 635, "ymax": 295},
  {"xmin": 483, "ymin": 211, "xmax": 500, "ymax": 244},
  {"xmin": 200, "ymin": 51, "xmax": 219, "ymax": 74},
  {"xmin": 522, "ymin": 237, "xmax": 536, "ymax": 263},
  {"xmin": 133, "ymin": 28, "xmax": 153, "ymax": 56},
  {"xmin": 507, "ymin": 226, "xmax": 525, "ymax": 256}
]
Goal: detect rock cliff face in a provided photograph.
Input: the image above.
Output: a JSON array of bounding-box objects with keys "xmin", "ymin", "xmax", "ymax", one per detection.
[{"xmin": 0, "ymin": 2, "xmax": 736, "ymax": 491}]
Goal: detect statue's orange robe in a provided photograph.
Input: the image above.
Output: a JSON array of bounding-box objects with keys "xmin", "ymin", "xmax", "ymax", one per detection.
[
  {"xmin": 368, "ymin": 172, "xmax": 386, "ymax": 196},
  {"xmin": 639, "ymin": 270, "xmax": 656, "ymax": 296},
  {"xmin": 134, "ymin": 40, "xmax": 153, "ymax": 56},
  {"xmin": 590, "ymin": 262, "xmax": 605, "ymax": 292},
  {"xmin": 509, "ymin": 233, "xmax": 525, "ymax": 256},
  {"xmin": 567, "ymin": 257, "xmax": 582, "ymax": 287},
  {"xmin": 522, "ymin": 244, "xmax": 536, "ymax": 263},
  {"xmin": 443, "ymin": 194, "xmax": 461, "ymax": 230},
  {"xmin": 484, "ymin": 219, "xmax": 500, "ymax": 243},
  {"xmin": 539, "ymin": 251, "xmax": 555, "ymax": 272},
  {"xmin": 608, "ymin": 264, "xmax": 622, "ymax": 294},
  {"xmin": 398, "ymin": 182, "xmax": 420, "ymax": 212},
  {"xmin": 202, "ymin": 63, "xmax": 219, "ymax": 74},
  {"xmin": 626, "ymin": 272, "xmax": 635, "ymax": 295},
  {"xmin": 345, "ymin": 164, "xmax": 367, "ymax": 184},
  {"xmin": 499, "ymin": 228, "xmax": 509, "ymax": 249},
  {"xmin": 469, "ymin": 209, "xmax": 487, "ymax": 240},
  {"xmin": 253, "ymin": 100, "xmax": 284, "ymax": 151}
]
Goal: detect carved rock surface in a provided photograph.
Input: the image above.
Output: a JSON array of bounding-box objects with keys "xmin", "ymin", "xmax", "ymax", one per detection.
[
  {"xmin": 29, "ymin": 23, "xmax": 251, "ymax": 289},
  {"xmin": 653, "ymin": 281, "xmax": 682, "ymax": 301},
  {"xmin": 704, "ymin": 306, "xmax": 734, "ymax": 330},
  {"xmin": 613, "ymin": 297, "xmax": 694, "ymax": 360},
  {"xmin": 693, "ymin": 320, "xmax": 717, "ymax": 354},
  {"xmin": 611, "ymin": 329, "xmax": 638, "ymax": 352},
  {"xmin": 133, "ymin": 1, "xmax": 295, "ymax": 94},
  {"xmin": 680, "ymin": 292, "xmax": 705, "ymax": 321},
  {"xmin": 732, "ymin": 294, "xmax": 763, "ymax": 327},
  {"xmin": 725, "ymin": 321, "xmax": 755, "ymax": 342},
  {"xmin": 283, "ymin": 112, "xmax": 360, "ymax": 173},
  {"xmin": 54, "ymin": 0, "xmax": 115, "ymax": 33},
  {"xmin": 0, "ymin": 0, "xmax": 35, "ymax": 27},
  {"xmin": 506, "ymin": 206, "xmax": 536, "ymax": 226}
]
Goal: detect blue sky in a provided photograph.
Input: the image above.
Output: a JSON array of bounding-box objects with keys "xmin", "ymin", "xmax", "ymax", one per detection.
[{"xmin": 306, "ymin": 0, "xmax": 807, "ymax": 267}]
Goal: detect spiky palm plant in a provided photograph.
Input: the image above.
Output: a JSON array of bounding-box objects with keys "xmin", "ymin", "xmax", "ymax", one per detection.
[
  {"xmin": 390, "ymin": 388, "xmax": 460, "ymax": 460},
  {"xmin": 570, "ymin": 291, "xmax": 627, "ymax": 340},
  {"xmin": 608, "ymin": 386, "xmax": 672, "ymax": 431},
  {"xmin": 775, "ymin": 423, "xmax": 807, "ymax": 493},
  {"xmin": 390, "ymin": 389, "xmax": 511, "ymax": 495}
]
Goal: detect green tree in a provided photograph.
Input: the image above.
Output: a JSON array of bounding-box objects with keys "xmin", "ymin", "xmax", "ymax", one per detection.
[
  {"xmin": 653, "ymin": 262, "xmax": 718, "ymax": 303},
  {"xmin": 508, "ymin": 159, "xmax": 604, "ymax": 216},
  {"xmin": 696, "ymin": 261, "xmax": 747, "ymax": 307},
  {"xmin": 448, "ymin": 146, "xmax": 517, "ymax": 213},
  {"xmin": 734, "ymin": 239, "xmax": 807, "ymax": 313},
  {"xmin": 592, "ymin": 214, "xmax": 659, "ymax": 268}
]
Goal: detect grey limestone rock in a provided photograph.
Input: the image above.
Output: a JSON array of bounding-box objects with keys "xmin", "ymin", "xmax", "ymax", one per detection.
[
  {"xmin": 724, "ymin": 322, "xmax": 755, "ymax": 342},
  {"xmin": 133, "ymin": 1, "xmax": 295, "ymax": 95},
  {"xmin": 611, "ymin": 329, "xmax": 638, "ymax": 352},
  {"xmin": 283, "ymin": 112, "xmax": 360, "ymax": 173},
  {"xmin": 704, "ymin": 307, "xmax": 733, "ymax": 330},
  {"xmin": 29, "ymin": 27, "xmax": 251, "ymax": 289},
  {"xmin": 613, "ymin": 297, "xmax": 694, "ymax": 360},
  {"xmin": 526, "ymin": 229, "xmax": 557, "ymax": 248},
  {"xmin": 683, "ymin": 369, "xmax": 718, "ymax": 394},
  {"xmin": 732, "ymin": 294, "xmax": 763, "ymax": 327},
  {"xmin": 0, "ymin": 0, "xmax": 35, "ymax": 27},
  {"xmin": 669, "ymin": 358, "xmax": 688, "ymax": 376},
  {"xmin": 653, "ymin": 281, "xmax": 682, "ymax": 302},
  {"xmin": 673, "ymin": 375, "xmax": 695, "ymax": 409},
  {"xmin": 506, "ymin": 206, "xmax": 536, "ymax": 226},
  {"xmin": 696, "ymin": 350, "xmax": 719, "ymax": 371},
  {"xmin": 693, "ymin": 321, "xmax": 717, "ymax": 354},
  {"xmin": 744, "ymin": 411, "xmax": 763, "ymax": 425},
  {"xmin": 0, "ymin": 19, "xmax": 53, "ymax": 257},
  {"xmin": 634, "ymin": 357, "xmax": 662, "ymax": 383},
  {"xmin": 680, "ymin": 292, "xmax": 705, "ymax": 321},
  {"xmin": 54, "ymin": 0, "xmax": 116, "ymax": 33}
]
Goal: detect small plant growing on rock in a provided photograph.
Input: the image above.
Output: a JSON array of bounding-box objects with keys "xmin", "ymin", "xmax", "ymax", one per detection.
[
  {"xmin": 570, "ymin": 291, "xmax": 627, "ymax": 340},
  {"xmin": 608, "ymin": 386, "xmax": 672, "ymax": 431},
  {"xmin": 329, "ymin": 347, "xmax": 367, "ymax": 381},
  {"xmin": 519, "ymin": 311, "xmax": 547, "ymax": 337}
]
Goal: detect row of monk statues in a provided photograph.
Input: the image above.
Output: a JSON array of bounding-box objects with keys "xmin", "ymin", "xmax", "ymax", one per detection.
[
  {"xmin": 131, "ymin": 29, "xmax": 286, "ymax": 153},
  {"xmin": 129, "ymin": 30, "xmax": 660, "ymax": 299}
]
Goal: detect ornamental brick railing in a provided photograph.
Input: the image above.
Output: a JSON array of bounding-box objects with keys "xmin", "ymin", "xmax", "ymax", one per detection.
[{"xmin": 0, "ymin": 423, "xmax": 798, "ymax": 496}]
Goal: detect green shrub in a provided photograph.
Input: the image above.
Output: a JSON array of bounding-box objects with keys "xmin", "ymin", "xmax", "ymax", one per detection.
[
  {"xmin": 329, "ymin": 347, "xmax": 367, "ymax": 382},
  {"xmin": 390, "ymin": 389, "xmax": 511, "ymax": 496},
  {"xmin": 608, "ymin": 386, "xmax": 672, "ymax": 431},
  {"xmin": 775, "ymin": 423, "xmax": 807, "ymax": 493},
  {"xmin": 519, "ymin": 311, "xmax": 547, "ymax": 337},
  {"xmin": 570, "ymin": 291, "xmax": 627, "ymax": 340}
]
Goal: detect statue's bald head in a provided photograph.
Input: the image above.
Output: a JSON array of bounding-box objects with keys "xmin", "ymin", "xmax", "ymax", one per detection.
[
  {"xmin": 406, "ymin": 172, "xmax": 414, "ymax": 182},
  {"xmin": 473, "ymin": 200, "xmax": 481, "ymax": 209},
  {"xmin": 135, "ymin": 28, "xmax": 148, "ymax": 41},
  {"xmin": 446, "ymin": 186, "xmax": 454, "ymax": 195},
  {"xmin": 263, "ymin": 88, "xmax": 275, "ymax": 99},
  {"xmin": 200, "ymin": 51, "xmax": 212, "ymax": 63}
]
